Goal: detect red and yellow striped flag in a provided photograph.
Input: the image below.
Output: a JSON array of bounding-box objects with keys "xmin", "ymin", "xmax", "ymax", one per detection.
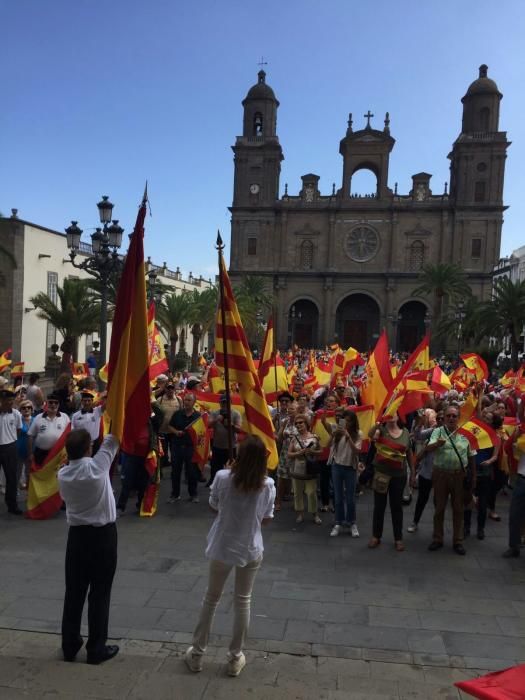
[
  {"xmin": 215, "ymin": 253, "xmax": 278, "ymax": 469},
  {"xmin": 72, "ymin": 362, "xmax": 88, "ymax": 377},
  {"xmin": 0, "ymin": 348, "xmax": 12, "ymax": 373},
  {"xmin": 458, "ymin": 417, "xmax": 498, "ymax": 451},
  {"xmin": 10, "ymin": 361, "xmax": 25, "ymax": 376},
  {"xmin": 461, "ymin": 353, "xmax": 488, "ymax": 383},
  {"xmin": 261, "ymin": 355, "xmax": 288, "ymax": 404},
  {"xmin": 311, "ymin": 409, "xmax": 337, "ymax": 460},
  {"xmin": 187, "ymin": 413, "xmax": 211, "ymax": 468},
  {"xmin": 140, "ymin": 449, "xmax": 161, "ymax": 518},
  {"xmin": 258, "ymin": 315, "xmax": 275, "ymax": 383},
  {"xmin": 361, "ymin": 330, "xmax": 394, "ymax": 420},
  {"xmin": 25, "ymin": 424, "xmax": 71, "ymax": 519},
  {"xmin": 105, "ymin": 192, "xmax": 151, "ymax": 455},
  {"xmin": 398, "ymin": 334, "xmax": 431, "ymax": 379},
  {"xmin": 349, "ymin": 404, "xmax": 375, "ymax": 451},
  {"xmin": 207, "ymin": 362, "xmax": 225, "ymax": 393},
  {"xmin": 431, "ymin": 365, "xmax": 452, "ymax": 394},
  {"xmin": 147, "ymin": 301, "xmax": 169, "ymax": 380}
]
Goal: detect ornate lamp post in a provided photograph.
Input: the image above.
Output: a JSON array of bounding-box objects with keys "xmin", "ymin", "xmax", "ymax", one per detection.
[
  {"xmin": 288, "ymin": 304, "xmax": 302, "ymax": 348},
  {"xmin": 65, "ymin": 196, "xmax": 124, "ymax": 381},
  {"xmin": 147, "ymin": 267, "xmax": 163, "ymax": 304},
  {"xmin": 454, "ymin": 301, "xmax": 466, "ymax": 356},
  {"xmin": 387, "ymin": 312, "xmax": 401, "ymax": 353}
]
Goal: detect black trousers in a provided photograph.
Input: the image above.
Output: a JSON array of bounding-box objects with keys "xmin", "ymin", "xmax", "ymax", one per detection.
[
  {"xmin": 488, "ymin": 469, "xmax": 507, "ymax": 512},
  {"xmin": 209, "ymin": 446, "xmax": 229, "ymax": 485},
  {"xmin": 0, "ymin": 442, "xmax": 19, "ymax": 511},
  {"xmin": 61, "ymin": 523, "xmax": 117, "ymax": 657},
  {"xmin": 319, "ymin": 460, "xmax": 331, "ymax": 506},
  {"xmin": 372, "ymin": 475, "xmax": 406, "ymax": 541},
  {"xmin": 412, "ymin": 474, "xmax": 433, "ymax": 524},
  {"xmin": 117, "ymin": 453, "xmax": 148, "ymax": 511},
  {"xmin": 171, "ymin": 444, "xmax": 199, "ymax": 498},
  {"xmin": 475, "ymin": 475, "xmax": 492, "ymax": 532}
]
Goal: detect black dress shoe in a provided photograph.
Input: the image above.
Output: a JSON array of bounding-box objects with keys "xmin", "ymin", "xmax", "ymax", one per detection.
[
  {"xmin": 502, "ymin": 548, "xmax": 520, "ymax": 558},
  {"xmin": 63, "ymin": 638, "xmax": 83, "ymax": 662},
  {"xmin": 453, "ymin": 544, "xmax": 466, "ymax": 555},
  {"xmin": 86, "ymin": 644, "xmax": 119, "ymax": 665},
  {"xmin": 428, "ymin": 541, "xmax": 443, "ymax": 551},
  {"xmin": 477, "ymin": 530, "xmax": 485, "ymax": 540},
  {"xmin": 7, "ymin": 507, "xmax": 23, "ymax": 515}
]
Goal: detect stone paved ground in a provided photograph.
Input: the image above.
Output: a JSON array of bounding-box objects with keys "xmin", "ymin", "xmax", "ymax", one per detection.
[{"xmin": 0, "ymin": 476, "xmax": 523, "ymax": 698}]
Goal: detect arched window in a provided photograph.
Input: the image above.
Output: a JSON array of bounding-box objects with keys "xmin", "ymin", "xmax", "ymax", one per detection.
[
  {"xmin": 349, "ymin": 168, "xmax": 378, "ymax": 197},
  {"xmin": 300, "ymin": 240, "xmax": 314, "ymax": 270},
  {"xmin": 479, "ymin": 107, "xmax": 490, "ymax": 132},
  {"xmin": 253, "ymin": 112, "xmax": 263, "ymax": 135},
  {"xmin": 408, "ymin": 240, "xmax": 425, "ymax": 271}
]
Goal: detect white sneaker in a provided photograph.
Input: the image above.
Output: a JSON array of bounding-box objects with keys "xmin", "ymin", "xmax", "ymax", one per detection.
[
  {"xmin": 227, "ymin": 652, "xmax": 246, "ymax": 677},
  {"xmin": 184, "ymin": 646, "xmax": 203, "ymax": 673},
  {"xmin": 350, "ymin": 523, "xmax": 360, "ymax": 538},
  {"xmin": 330, "ymin": 524, "xmax": 342, "ymax": 537},
  {"xmin": 407, "ymin": 523, "xmax": 418, "ymax": 533},
  {"xmin": 167, "ymin": 496, "xmax": 181, "ymax": 504}
]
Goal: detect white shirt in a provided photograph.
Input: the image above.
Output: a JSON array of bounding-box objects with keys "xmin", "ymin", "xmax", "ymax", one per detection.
[
  {"xmin": 58, "ymin": 434, "xmax": 119, "ymax": 527},
  {"xmin": 0, "ymin": 409, "xmax": 22, "ymax": 445},
  {"xmin": 206, "ymin": 470, "xmax": 275, "ymax": 566},
  {"xmin": 328, "ymin": 428, "xmax": 363, "ymax": 467},
  {"xmin": 28, "ymin": 412, "xmax": 71, "ymax": 450},
  {"xmin": 71, "ymin": 406, "xmax": 103, "ymax": 441}
]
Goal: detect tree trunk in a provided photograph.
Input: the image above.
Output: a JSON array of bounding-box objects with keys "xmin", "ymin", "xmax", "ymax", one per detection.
[
  {"xmin": 510, "ymin": 333, "xmax": 519, "ymax": 371},
  {"xmin": 60, "ymin": 336, "xmax": 75, "ymax": 373},
  {"xmin": 191, "ymin": 324, "xmax": 202, "ymax": 371},
  {"xmin": 170, "ymin": 332, "xmax": 178, "ymax": 372}
]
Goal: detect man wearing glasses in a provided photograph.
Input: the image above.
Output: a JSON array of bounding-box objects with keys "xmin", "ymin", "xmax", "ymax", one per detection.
[
  {"xmin": 425, "ymin": 406, "xmax": 476, "ymax": 555},
  {"xmin": 27, "ymin": 393, "xmax": 71, "ymax": 466}
]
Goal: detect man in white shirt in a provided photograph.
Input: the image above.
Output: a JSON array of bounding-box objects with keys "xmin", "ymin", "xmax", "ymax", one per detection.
[
  {"xmin": 71, "ymin": 391, "xmax": 103, "ymax": 453},
  {"xmin": 27, "ymin": 393, "xmax": 70, "ymax": 465},
  {"xmin": 58, "ymin": 429, "xmax": 120, "ymax": 665},
  {"xmin": 0, "ymin": 389, "xmax": 23, "ymax": 514}
]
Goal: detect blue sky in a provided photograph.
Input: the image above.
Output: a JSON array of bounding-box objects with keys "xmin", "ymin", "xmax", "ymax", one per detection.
[{"xmin": 1, "ymin": 0, "xmax": 524, "ymax": 279}]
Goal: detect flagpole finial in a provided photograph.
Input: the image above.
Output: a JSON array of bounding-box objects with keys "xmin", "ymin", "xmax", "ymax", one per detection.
[
  {"xmin": 216, "ymin": 230, "xmax": 224, "ymax": 250},
  {"xmin": 142, "ymin": 181, "xmax": 148, "ymax": 205}
]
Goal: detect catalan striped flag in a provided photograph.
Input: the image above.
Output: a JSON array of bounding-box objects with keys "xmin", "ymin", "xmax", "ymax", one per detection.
[
  {"xmin": 461, "ymin": 353, "xmax": 489, "ymax": 383},
  {"xmin": 258, "ymin": 315, "xmax": 275, "ymax": 383},
  {"xmin": 0, "ymin": 348, "xmax": 12, "ymax": 373},
  {"xmin": 458, "ymin": 417, "xmax": 498, "ymax": 451},
  {"xmin": 215, "ymin": 253, "xmax": 278, "ymax": 469},
  {"xmin": 361, "ymin": 330, "xmax": 394, "ymax": 420},
  {"xmin": 147, "ymin": 301, "xmax": 169, "ymax": 380},
  {"xmin": 105, "ymin": 191, "xmax": 151, "ymax": 455},
  {"xmin": 25, "ymin": 424, "xmax": 71, "ymax": 519}
]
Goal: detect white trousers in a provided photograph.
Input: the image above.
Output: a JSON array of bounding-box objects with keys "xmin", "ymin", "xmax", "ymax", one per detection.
[{"xmin": 192, "ymin": 557, "xmax": 262, "ymax": 658}]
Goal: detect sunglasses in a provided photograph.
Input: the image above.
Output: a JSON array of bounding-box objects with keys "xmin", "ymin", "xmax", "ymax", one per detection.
[
  {"xmin": 21, "ymin": 406, "xmax": 32, "ymax": 410},
  {"xmin": 445, "ymin": 414, "xmax": 458, "ymax": 418},
  {"xmin": 47, "ymin": 401, "xmax": 59, "ymax": 406}
]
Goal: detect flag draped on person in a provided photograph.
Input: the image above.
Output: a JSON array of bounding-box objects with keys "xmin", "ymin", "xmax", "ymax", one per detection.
[
  {"xmin": 147, "ymin": 300, "xmax": 169, "ymax": 380},
  {"xmin": 25, "ymin": 425, "xmax": 71, "ymax": 519},
  {"xmin": 215, "ymin": 248, "xmax": 278, "ymax": 469},
  {"xmin": 104, "ymin": 190, "xmax": 151, "ymax": 455}
]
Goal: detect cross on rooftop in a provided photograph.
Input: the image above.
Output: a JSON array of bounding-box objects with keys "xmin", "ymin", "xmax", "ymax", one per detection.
[
  {"xmin": 258, "ymin": 56, "xmax": 268, "ymax": 68},
  {"xmin": 364, "ymin": 110, "xmax": 374, "ymax": 128}
]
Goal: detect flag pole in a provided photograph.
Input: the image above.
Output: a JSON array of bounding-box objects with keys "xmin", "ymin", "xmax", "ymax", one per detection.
[{"xmin": 216, "ymin": 231, "xmax": 234, "ymax": 461}]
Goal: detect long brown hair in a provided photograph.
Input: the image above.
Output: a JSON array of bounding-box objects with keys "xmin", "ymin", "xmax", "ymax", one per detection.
[{"xmin": 230, "ymin": 435, "xmax": 268, "ymax": 493}]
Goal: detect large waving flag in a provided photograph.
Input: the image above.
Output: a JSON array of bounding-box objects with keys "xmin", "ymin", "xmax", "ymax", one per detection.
[
  {"xmin": 314, "ymin": 359, "xmax": 333, "ymax": 388},
  {"xmin": 461, "ymin": 353, "xmax": 489, "ymax": 383},
  {"xmin": 0, "ymin": 348, "xmax": 12, "ymax": 373},
  {"xmin": 215, "ymin": 249, "xmax": 278, "ymax": 468},
  {"xmin": 456, "ymin": 663, "xmax": 525, "ymax": 699},
  {"xmin": 258, "ymin": 315, "xmax": 275, "ymax": 383},
  {"xmin": 311, "ymin": 409, "xmax": 337, "ymax": 460},
  {"xmin": 147, "ymin": 301, "xmax": 169, "ymax": 380},
  {"xmin": 397, "ymin": 334, "xmax": 431, "ymax": 380},
  {"xmin": 361, "ymin": 330, "xmax": 394, "ymax": 420},
  {"xmin": 10, "ymin": 361, "xmax": 25, "ymax": 377},
  {"xmin": 105, "ymin": 191, "xmax": 151, "ymax": 455},
  {"xmin": 459, "ymin": 417, "xmax": 498, "ymax": 451},
  {"xmin": 25, "ymin": 424, "xmax": 71, "ymax": 519}
]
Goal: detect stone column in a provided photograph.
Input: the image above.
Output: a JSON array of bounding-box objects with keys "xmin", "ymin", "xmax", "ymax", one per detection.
[
  {"xmin": 322, "ymin": 277, "xmax": 334, "ymax": 346},
  {"xmin": 327, "ymin": 213, "xmax": 336, "ymax": 270}
]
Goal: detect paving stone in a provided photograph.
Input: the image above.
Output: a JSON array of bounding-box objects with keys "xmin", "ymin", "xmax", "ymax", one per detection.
[
  {"xmin": 418, "ymin": 610, "xmax": 498, "ymax": 634},
  {"xmin": 442, "ymin": 631, "xmax": 525, "ymax": 659},
  {"xmin": 462, "ymin": 656, "xmax": 522, "ymax": 671},
  {"xmin": 317, "ymin": 656, "xmax": 371, "ymax": 677},
  {"xmin": 284, "ymin": 620, "xmax": 325, "ymax": 643},
  {"xmin": 271, "ymin": 581, "xmax": 344, "ymax": 603},
  {"xmin": 422, "ymin": 665, "xmax": 477, "ymax": 685},
  {"xmin": 324, "ymin": 623, "xmax": 408, "ymax": 651},
  {"xmin": 496, "ymin": 615, "xmax": 525, "ymax": 636},
  {"xmin": 128, "ymin": 670, "xmax": 210, "ymax": 699},
  {"xmin": 251, "ymin": 596, "xmax": 310, "ymax": 620},
  {"xmin": 361, "ymin": 648, "xmax": 413, "ymax": 664},
  {"xmin": 312, "ymin": 643, "xmax": 362, "ymax": 660},
  {"xmin": 108, "ymin": 604, "xmax": 164, "ymax": 629},
  {"xmin": 429, "ymin": 594, "xmax": 502, "ymax": 616},
  {"xmin": 368, "ymin": 606, "xmax": 421, "ymax": 629},
  {"xmin": 396, "ymin": 680, "xmax": 460, "ymax": 699},
  {"xmin": 407, "ymin": 630, "xmax": 446, "ymax": 655},
  {"xmin": 2, "ymin": 598, "xmax": 63, "ymax": 622}
]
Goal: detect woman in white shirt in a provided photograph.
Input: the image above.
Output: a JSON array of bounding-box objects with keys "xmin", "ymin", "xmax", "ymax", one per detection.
[{"xmin": 185, "ymin": 435, "xmax": 275, "ymax": 678}]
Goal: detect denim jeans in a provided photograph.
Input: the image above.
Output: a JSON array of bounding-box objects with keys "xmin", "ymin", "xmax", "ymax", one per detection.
[{"xmin": 331, "ymin": 463, "xmax": 357, "ymax": 525}]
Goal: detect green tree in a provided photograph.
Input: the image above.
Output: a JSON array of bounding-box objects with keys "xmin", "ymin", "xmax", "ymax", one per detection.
[
  {"xmin": 434, "ymin": 296, "xmax": 481, "ymax": 351},
  {"xmin": 30, "ymin": 278, "xmax": 101, "ymax": 371},
  {"xmin": 233, "ymin": 275, "xmax": 273, "ymax": 344},
  {"xmin": 188, "ymin": 286, "xmax": 219, "ymax": 371},
  {"xmin": 157, "ymin": 291, "xmax": 192, "ymax": 370},
  {"xmin": 476, "ymin": 277, "xmax": 525, "ymax": 370},
  {"xmin": 412, "ymin": 263, "xmax": 471, "ymax": 335}
]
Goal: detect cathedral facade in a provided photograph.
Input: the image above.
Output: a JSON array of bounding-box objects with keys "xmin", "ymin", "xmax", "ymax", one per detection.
[{"xmin": 228, "ymin": 66, "xmax": 509, "ymax": 351}]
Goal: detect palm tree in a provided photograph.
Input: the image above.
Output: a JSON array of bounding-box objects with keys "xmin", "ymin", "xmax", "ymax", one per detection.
[
  {"xmin": 157, "ymin": 291, "xmax": 192, "ymax": 370},
  {"xmin": 476, "ymin": 277, "xmax": 525, "ymax": 369},
  {"xmin": 412, "ymin": 263, "xmax": 471, "ymax": 328},
  {"xmin": 30, "ymin": 278, "xmax": 101, "ymax": 371},
  {"xmin": 435, "ymin": 296, "xmax": 481, "ymax": 351},
  {"xmin": 188, "ymin": 286, "xmax": 219, "ymax": 370},
  {"xmin": 234, "ymin": 275, "xmax": 273, "ymax": 343}
]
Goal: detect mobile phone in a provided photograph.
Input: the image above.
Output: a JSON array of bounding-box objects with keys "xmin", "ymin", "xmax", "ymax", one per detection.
[{"xmin": 337, "ymin": 419, "xmax": 346, "ymax": 429}]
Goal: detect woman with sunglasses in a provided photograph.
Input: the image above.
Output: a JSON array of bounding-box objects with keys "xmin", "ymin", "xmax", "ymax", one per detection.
[
  {"xmin": 288, "ymin": 415, "xmax": 322, "ymax": 525},
  {"xmin": 16, "ymin": 400, "xmax": 34, "ymax": 489},
  {"xmin": 27, "ymin": 393, "xmax": 71, "ymax": 466}
]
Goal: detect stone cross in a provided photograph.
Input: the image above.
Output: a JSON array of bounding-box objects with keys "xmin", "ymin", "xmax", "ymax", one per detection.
[{"xmin": 364, "ymin": 110, "xmax": 374, "ymax": 128}]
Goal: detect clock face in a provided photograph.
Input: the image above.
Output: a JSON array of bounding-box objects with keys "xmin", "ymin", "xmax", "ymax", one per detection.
[
  {"xmin": 344, "ymin": 226, "xmax": 379, "ymax": 263},
  {"xmin": 249, "ymin": 183, "xmax": 260, "ymax": 195}
]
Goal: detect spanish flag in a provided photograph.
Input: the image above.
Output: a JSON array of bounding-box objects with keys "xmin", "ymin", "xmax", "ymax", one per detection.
[
  {"xmin": 147, "ymin": 301, "xmax": 169, "ymax": 380},
  {"xmin": 374, "ymin": 433, "xmax": 407, "ymax": 470},
  {"xmin": 207, "ymin": 362, "xmax": 226, "ymax": 393},
  {"xmin": 344, "ymin": 346, "xmax": 365, "ymax": 369},
  {"xmin": 140, "ymin": 449, "xmax": 161, "ymax": 517},
  {"xmin": 0, "ymin": 348, "xmax": 12, "ymax": 373},
  {"xmin": 187, "ymin": 413, "xmax": 211, "ymax": 468},
  {"xmin": 72, "ymin": 362, "xmax": 88, "ymax": 377},
  {"xmin": 311, "ymin": 409, "xmax": 337, "ymax": 460},
  {"xmin": 349, "ymin": 404, "xmax": 375, "ymax": 451},
  {"xmin": 361, "ymin": 330, "xmax": 394, "ymax": 420},
  {"xmin": 459, "ymin": 391, "xmax": 478, "ymax": 427},
  {"xmin": 10, "ymin": 361, "xmax": 25, "ymax": 377},
  {"xmin": 398, "ymin": 333, "xmax": 431, "ymax": 379},
  {"xmin": 215, "ymin": 250, "xmax": 278, "ymax": 468},
  {"xmin": 458, "ymin": 417, "xmax": 498, "ymax": 451},
  {"xmin": 105, "ymin": 191, "xmax": 151, "ymax": 455},
  {"xmin": 261, "ymin": 355, "xmax": 288, "ymax": 404},
  {"xmin": 25, "ymin": 424, "xmax": 71, "ymax": 519},
  {"xmin": 431, "ymin": 365, "xmax": 452, "ymax": 394},
  {"xmin": 461, "ymin": 352, "xmax": 489, "ymax": 383},
  {"xmin": 314, "ymin": 359, "xmax": 333, "ymax": 387}
]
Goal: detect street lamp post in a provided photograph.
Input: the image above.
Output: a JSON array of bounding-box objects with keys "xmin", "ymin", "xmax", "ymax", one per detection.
[
  {"xmin": 65, "ymin": 196, "xmax": 124, "ymax": 382},
  {"xmin": 288, "ymin": 305, "xmax": 302, "ymax": 348},
  {"xmin": 454, "ymin": 301, "xmax": 466, "ymax": 356},
  {"xmin": 387, "ymin": 312, "xmax": 401, "ymax": 353}
]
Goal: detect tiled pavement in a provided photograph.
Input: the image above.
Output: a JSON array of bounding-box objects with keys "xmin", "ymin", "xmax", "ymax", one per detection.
[{"xmin": 0, "ymin": 477, "xmax": 523, "ymax": 698}]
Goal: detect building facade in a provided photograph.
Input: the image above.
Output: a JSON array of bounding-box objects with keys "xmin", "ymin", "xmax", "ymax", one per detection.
[
  {"xmin": 0, "ymin": 211, "xmax": 212, "ymax": 371},
  {"xmin": 229, "ymin": 65, "xmax": 509, "ymax": 351}
]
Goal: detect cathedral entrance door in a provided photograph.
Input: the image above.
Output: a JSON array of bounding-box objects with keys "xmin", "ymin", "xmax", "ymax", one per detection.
[
  {"xmin": 343, "ymin": 320, "xmax": 367, "ymax": 350},
  {"xmin": 397, "ymin": 301, "xmax": 427, "ymax": 352},
  {"xmin": 287, "ymin": 299, "xmax": 319, "ymax": 348},
  {"xmin": 295, "ymin": 322, "xmax": 314, "ymax": 348}
]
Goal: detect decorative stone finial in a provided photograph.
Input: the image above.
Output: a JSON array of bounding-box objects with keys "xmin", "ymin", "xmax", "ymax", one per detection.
[
  {"xmin": 479, "ymin": 64, "xmax": 488, "ymax": 78},
  {"xmin": 384, "ymin": 111, "xmax": 390, "ymax": 132},
  {"xmin": 394, "ymin": 182, "xmax": 398, "ymax": 195},
  {"xmin": 332, "ymin": 183, "xmax": 336, "ymax": 196},
  {"xmin": 347, "ymin": 112, "xmax": 353, "ymax": 132}
]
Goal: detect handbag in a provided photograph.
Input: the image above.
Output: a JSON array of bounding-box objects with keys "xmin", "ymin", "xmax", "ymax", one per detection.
[
  {"xmin": 372, "ymin": 471, "xmax": 391, "ymax": 494},
  {"xmin": 291, "ymin": 435, "xmax": 321, "ymax": 479}
]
